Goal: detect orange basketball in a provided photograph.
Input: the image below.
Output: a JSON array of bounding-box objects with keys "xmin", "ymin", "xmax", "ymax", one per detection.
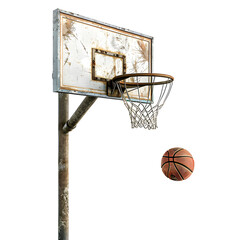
[{"xmin": 161, "ymin": 148, "xmax": 194, "ymax": 181}]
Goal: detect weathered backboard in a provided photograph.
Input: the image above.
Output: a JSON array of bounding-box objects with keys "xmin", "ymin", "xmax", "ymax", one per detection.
[{"xmin": 53, "ymin": 9, "xmax": 153, "ymax": 100}]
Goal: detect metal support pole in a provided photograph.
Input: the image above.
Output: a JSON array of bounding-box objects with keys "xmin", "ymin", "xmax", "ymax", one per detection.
[
  {"xmin": 58, "ymin": 94, "xmax": 97, "ymax": 240},
  {"xmin": 63, "ymin": 96, "xmax": 98, "ymax": 134},
  {"xmin": 58, "ymin": 93, "xmax": 69, "ymax": 240}
]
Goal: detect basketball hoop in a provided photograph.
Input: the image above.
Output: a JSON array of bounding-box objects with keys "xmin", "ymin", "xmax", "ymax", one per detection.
[{"xmin": 108, "ymin": 73, "xmax": 174, "ymax": 129}]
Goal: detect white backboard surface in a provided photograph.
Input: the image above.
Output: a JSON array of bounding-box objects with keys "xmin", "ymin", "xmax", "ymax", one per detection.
[{"xmin": 53, "ymin": 9, "xmax": 153, "ymax": 100}]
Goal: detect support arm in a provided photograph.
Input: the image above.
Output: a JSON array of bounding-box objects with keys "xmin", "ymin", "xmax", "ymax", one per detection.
[{"xmin": 62, "ymin": 96, "xmax": 98, "ymax": 134}]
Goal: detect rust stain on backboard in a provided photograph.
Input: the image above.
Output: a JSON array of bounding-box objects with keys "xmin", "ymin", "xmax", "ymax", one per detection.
[{"xmin": 62, "ymin": 19, "xmax": 76, "ymax": 40}]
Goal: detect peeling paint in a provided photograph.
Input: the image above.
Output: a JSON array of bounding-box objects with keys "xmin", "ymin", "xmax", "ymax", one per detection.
[
  {"xmin": 60, "ymin": 187, "xmax": 69, "ymax": 217},
  {"xmin": 59, "ymin": 160, "xmax": 66, "ymax": 170},
  {"xmin": 59, "ymin": 184, "xmax": 69, "ymax": 237}
]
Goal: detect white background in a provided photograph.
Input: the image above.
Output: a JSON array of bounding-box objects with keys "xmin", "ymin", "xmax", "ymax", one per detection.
[{"xmin": 1, "ymin": 1, "xmax": 240, "ymax": 239}]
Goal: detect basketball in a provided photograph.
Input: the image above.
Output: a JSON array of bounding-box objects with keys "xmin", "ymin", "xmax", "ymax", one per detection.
[{"xmin": 161, "ymin": 148, "xmax": 194, "ymax": 181}]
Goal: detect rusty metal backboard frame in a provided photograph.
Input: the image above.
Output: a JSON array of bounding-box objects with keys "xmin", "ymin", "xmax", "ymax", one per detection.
[
  {"xmin": 53, "ymin": 9, "xmax": 153, "ymax": 101},
  {"xmin": 92, "ymin": 49, "xmax": 126, "ymax": 81}
]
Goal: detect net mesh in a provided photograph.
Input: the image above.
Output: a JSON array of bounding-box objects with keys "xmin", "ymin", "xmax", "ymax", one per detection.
[{"xmin": 115, "ymin": 76, "xmax": 173, "ymax": 129}]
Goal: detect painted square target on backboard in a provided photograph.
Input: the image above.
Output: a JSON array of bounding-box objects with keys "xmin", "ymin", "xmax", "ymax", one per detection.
[{"xmin": 53, "ymin": 9, "xmax": 153, "ymax": 101}]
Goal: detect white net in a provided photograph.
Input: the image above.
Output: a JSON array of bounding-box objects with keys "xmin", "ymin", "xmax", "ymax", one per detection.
[{"xmin": 115, "ymin": 75, "xmax": 173, "ymax": 129}]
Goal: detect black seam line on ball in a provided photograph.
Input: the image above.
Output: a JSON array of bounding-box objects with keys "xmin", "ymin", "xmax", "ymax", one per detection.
[
  {"xmin": 173, "ymin": 162, "xmax": 184, "ymax": 180},
  {"xmin": 174, "ymin": 162, "xmax": 193, "ymax": 173},
  {"xmin": 173, "ymin": 148, "xmax": 184, "ymax": 160},
  {"xmin": 161, "ymin": 161, "xmax": 193, "ymax": 173},
  {"xmin": 172, "ymin": 148, "xmax": 184, "ymax": 179},
  {"xmin": 167, "ymin": 151, "xmax": 170, "ymax": 178},
  {"xmin": 162, "ymin": 156, "xmax": 193, "ymax": 159}
]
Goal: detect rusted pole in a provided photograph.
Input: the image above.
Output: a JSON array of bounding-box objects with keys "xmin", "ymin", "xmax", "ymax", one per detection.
[
  {"xmin": 58, "ymin": 93, "xmax": 69, "ymax": 240},
  {"xmin": 63, "ymin": 96, "xmax": 97, "ymax": 134},
  {"xmin": 58, "ymin": 94, "xmax": 97, "ymax": 240}
]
